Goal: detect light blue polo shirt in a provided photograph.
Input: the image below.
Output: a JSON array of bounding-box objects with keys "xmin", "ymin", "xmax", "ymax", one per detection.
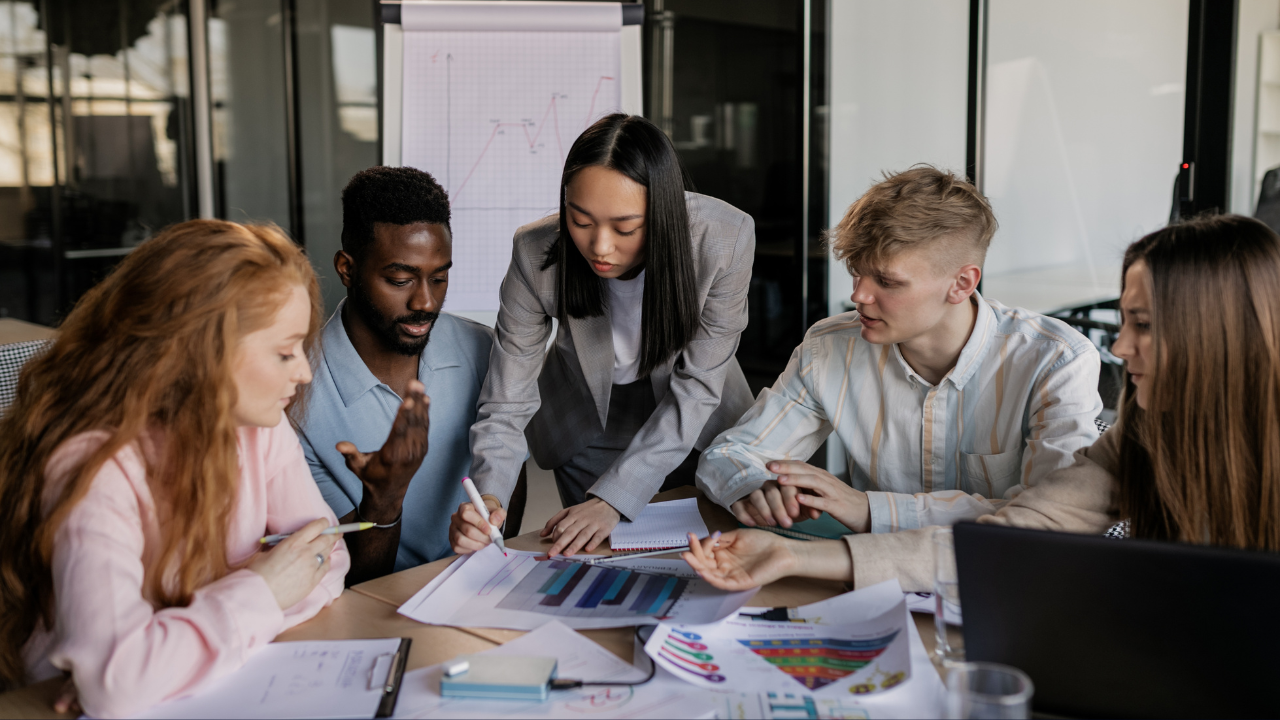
[{"xmin": 298, "ymin": 300, "xmax": 493, "ymax": 571}]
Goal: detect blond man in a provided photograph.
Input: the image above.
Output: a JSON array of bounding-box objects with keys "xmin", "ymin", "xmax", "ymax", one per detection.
[{"xmin": 696, "ymin": 166, "xmax": 1103, "ymax": 533}]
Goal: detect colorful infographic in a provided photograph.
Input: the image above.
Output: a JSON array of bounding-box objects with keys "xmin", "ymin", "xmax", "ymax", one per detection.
[
  {"xmin": 738, "ymin": 633, "xmax": 900, "ymax": 690},
  {"xmin": 645, "ymin": 596, "xmax": 910, "ymax": 697}
]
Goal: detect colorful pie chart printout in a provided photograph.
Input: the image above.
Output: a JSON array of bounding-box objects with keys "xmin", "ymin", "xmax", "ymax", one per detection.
[{"xmin": 645, "ymin": 597, "xmax": 910, "ymax": 696}]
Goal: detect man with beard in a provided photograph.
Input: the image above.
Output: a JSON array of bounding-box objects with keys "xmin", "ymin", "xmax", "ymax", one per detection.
[{"xmin": 298, "ymin": 166, "xmax": 517, "ymax": 584}]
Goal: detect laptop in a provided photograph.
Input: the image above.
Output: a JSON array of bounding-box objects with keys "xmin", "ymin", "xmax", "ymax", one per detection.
[{"xmin": 953, "ymin": 522, "xmax": 1280, "ymax": 719}]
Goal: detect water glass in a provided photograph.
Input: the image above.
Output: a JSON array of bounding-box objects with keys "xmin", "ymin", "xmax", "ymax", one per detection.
[
  {"xmin": 933, "ymin": 526, "xmax": 964, "ymax": 662},
  {"xmin": 944, "ymin": 662, "xmax": 1034, "ymax": 719}
]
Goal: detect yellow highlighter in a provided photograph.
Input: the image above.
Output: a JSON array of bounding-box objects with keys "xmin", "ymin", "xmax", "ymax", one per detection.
[{"xmin": 260, "ymin": 522, "xmax": 375, "ymax": 545}]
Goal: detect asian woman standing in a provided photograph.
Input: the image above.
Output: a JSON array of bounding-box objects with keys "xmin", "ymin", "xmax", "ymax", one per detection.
[{"xmin": 450, "ymin": 113, "xmax": 755, "ymax": 557}]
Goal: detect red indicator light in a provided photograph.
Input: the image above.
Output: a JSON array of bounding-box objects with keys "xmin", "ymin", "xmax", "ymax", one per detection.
[{"xmin": 1182, "ymin": 163, "xmax": 1189, "ymax": 168}]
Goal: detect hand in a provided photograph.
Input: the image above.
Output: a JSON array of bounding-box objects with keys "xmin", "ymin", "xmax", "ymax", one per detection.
[
  {"xmin": 681, "ymin": 529, "xmax": 798, "ymax": 591},
  {"xmin": 771, "ymin": 460, "xmax": 871, "ymax": 533},
  {"xmin": 52, "ymin": 673, "xmax": 81, "ymax": 715},
  {"xmin": 337, "ymin": 380, "xmax": 430, "ymax": 522},
  {"xmin": 541, "ymin": 497, "xmax": 620, "ymax": 557},
  {"xmin": 729, "ymin": 480, "xmax": 812, "ymax": 529},
  {"xmin": 248, "ymin": 518, "xmax": 340, "ymax": 609},
  {"xmin": 449, "ymin": 496, "xmax": 508, "ymax": 554}
]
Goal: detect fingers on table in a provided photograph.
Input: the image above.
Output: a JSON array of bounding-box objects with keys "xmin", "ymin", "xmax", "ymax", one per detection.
[
  {"xmin": 730, "ymin": 501, "xmax": 758, "ymax": 527},
  {"xmin": 541, "ymin": 508, "xmax": 570, "ymax": 538}
]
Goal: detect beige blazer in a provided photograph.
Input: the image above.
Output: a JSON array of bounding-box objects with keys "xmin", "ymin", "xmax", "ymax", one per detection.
[{"xmin": 468, "ymin": 192, "xmax": 757, "ymax": 520}]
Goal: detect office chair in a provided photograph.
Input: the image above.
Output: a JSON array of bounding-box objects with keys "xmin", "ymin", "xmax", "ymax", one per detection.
[
  {"xmin": 0, "ymin": 339, "xmax": 50, "ymax": 415},
  {"xmin": 1256, "ymin": 166, "xmax": 1280, "ymax": 233}
]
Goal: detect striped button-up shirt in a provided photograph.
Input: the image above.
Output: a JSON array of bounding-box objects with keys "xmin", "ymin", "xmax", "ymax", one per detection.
[{"xmin": 696, "ymin": 292, "xmax": 1102, "ymax": 532}]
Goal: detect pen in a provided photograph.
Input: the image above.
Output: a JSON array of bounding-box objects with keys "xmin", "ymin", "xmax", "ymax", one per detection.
[
  {"xmin": 461, "ymin": 476, "xmax": 508, "ymax": 556},
  {"xmin": 259, "ymin": 522, "xmax": 375, "ymax": 545},
  {"xmin": 586, "ymin": 530, "xmax": 721, "ymax": 564}
]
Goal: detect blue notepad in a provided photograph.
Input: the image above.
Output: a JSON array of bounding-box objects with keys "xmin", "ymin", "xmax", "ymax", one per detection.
[{"xmin": 440, "ymin": 655, "xmax": 558, "ymax": 701}]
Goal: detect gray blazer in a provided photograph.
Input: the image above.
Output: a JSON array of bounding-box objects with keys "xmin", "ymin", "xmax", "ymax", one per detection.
[{"xmin": 469, "ymin": 192, "xmax": 756, "ymax": 520}]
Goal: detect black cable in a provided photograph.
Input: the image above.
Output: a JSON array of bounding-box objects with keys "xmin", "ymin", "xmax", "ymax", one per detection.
[{"xmin": 549, "ymin": 626, "xmax": 657, "ymax": 690}]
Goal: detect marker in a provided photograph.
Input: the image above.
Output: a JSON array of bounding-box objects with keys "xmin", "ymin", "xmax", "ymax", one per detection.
[
  {"xmin": 461, "ymin": 476, "xmax": 507, "ymax": 556},
  {"xmin": 259, "ymin": 522, "xmax": 374, "ymax": 545}
]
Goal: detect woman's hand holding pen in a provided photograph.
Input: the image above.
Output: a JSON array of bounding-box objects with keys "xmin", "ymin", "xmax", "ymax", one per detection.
[
  {"xmin": 450, "ymin": 496, "xmax": 507, "ymax": 554},
  {"xmin": 542, "ymin": 497, "xmax": 621, "ymax": 557},
  {"xmin": 248, "ymin": 517, "xmax": 339, "ymax": 609}
]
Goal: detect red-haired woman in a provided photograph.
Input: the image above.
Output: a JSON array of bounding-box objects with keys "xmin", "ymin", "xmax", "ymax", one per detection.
[{"xmin": 0, "ymin": 220, "xmax": 428, "ymax": 717}]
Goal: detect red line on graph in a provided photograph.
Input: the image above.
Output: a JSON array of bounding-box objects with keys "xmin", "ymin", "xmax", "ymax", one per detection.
[
  {"xmin": 583, "ymin": 76, "xmax": 615, "ymax": 128},
  {"xmin": 450, "ymin": 76, "xmax": 613, "ymax": 204}
]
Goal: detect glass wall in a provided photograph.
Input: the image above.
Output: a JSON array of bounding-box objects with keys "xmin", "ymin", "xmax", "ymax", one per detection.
[
  {"xmin": 0, "ymin": 0, "xmax": 193, "ymax": 325},
  {"xmin": 980, "ymin": 0, "xmax": 1188, "ymax": 314},
  {"xmin": 295, "ymin": 0, "xmax": 377, "ymax": 313},
  {"xmin": 208, "ymin": 0, "xmax": 290, "ymax": 227},
  {"xmin": 651, "ymin": 0, "xmax": 825, "ymax": 391}
]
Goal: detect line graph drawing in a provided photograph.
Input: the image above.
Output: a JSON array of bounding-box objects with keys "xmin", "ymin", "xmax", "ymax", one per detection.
[
  {"xmin": 401, "ymin": 30, "xmax": 622, "ymax": 311},
  {"xmin": 450, "ymin": 74, "xmax": 614, "ymax": 202}
]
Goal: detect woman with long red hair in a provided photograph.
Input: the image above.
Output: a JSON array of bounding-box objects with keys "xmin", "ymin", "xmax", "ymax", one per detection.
[{"xmin": 0, "ymin": 220, "xmax": 426, "ymax": 717}]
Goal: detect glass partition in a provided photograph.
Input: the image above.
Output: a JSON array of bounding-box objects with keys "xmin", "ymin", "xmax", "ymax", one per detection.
[
  {"xmin": 980, "ymin": 0, "xmax": 1188, "ymax": 314},
  {"xmin": 0, "ymin": 0, "xmax": 193, "ymax": 325}
]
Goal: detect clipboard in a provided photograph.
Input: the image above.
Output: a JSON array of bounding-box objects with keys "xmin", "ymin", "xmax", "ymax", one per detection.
[{"xmin": 376, "ymin": 637, "xmax": 413, "ymax": 718}]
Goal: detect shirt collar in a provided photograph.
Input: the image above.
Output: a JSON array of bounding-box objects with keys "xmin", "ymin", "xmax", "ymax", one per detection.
[
  {"xmin": 321, "ymin": 299, "xmax": 463, "ymax": 407},
  {"xmin": 947, "ymin": 290, "xmax": 996, "ymax": 389},
  {"xmin": 890, "ymin": 290, "xmax": 995, "ymax": 390}
]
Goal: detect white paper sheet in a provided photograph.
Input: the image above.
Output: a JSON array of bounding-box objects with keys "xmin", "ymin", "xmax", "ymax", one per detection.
[
  {"xmin": 611, "ymin": 498, "xmax": 710, "ymax": 552},
  {"xmin": 655, "ymin": 581, "xmax": 946, "ymax": 719},
  {"xmin": 134, "ymin": 638, "xmax": 403, "ymax": 719},
  {"xmin": 391, "ymin": 620, "xmax": 717, "ymax": 719},
  {"xmin": 398, "ymin": 545, "xmax": 756, "ymax": 630},
  {"xmin": 602, "ymin": 557, "xmax": 698, "ymax": 578},
  {"xmin": 645, "ymin": 581, "xmax": 910, "ymax": 697}
]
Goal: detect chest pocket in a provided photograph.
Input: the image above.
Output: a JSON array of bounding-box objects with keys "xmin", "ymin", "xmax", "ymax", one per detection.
[{"xmin": 960, "ymin": 450, "xmax": 1023, "ymax": 498}]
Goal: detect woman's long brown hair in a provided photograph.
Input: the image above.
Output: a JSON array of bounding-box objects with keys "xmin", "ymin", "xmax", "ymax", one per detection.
[
  {"xmin": 0, "ymin": 220, "xmax": 321, "ymax": 690},
  {"xmin": 1117, "ymin": 214, "xmax": 1280, "ymax": 550}
]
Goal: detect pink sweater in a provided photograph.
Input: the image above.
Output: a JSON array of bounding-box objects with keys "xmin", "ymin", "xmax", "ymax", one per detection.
[{"xmin": 22, "ymin": 418, "xmax": 350, "ymax": 718}]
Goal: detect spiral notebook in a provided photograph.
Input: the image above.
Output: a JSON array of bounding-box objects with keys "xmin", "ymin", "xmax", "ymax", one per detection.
[{"xmin": 610, "ymin": 498, "xmax": 710, "ymax": 553}]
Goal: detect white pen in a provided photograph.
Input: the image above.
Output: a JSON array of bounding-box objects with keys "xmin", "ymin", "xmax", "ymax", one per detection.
[
  {"xmin": 259, "ymin": 522, "xmax": 375, "ymax": 545},
  {"xmin": 461, "ymin": 476, "xmax": 508, "ymax": 556}
]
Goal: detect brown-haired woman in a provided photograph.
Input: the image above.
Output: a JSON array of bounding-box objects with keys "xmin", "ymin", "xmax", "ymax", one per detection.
[
  {"xmin": 683, "ymin": 214, "xmax": 1280, "ymax": 591},
  {"xmin": 0, "ymin": 220, "xmax": 426, "ymax": 717}
]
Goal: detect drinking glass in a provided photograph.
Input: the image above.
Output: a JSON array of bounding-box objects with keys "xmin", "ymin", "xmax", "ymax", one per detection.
[
  {"xmin": 933, "ymin": 526, "xmax": 964, "ymax": 662},
  {"xmin": 944, "ymin": 662, "xmax": 1034, "ymax": 719}
]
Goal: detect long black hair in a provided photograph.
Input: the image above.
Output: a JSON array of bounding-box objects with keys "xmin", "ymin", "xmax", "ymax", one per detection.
[{"xmin": 542, "ymin": 113, "xmax": 700, "ymax": 379}]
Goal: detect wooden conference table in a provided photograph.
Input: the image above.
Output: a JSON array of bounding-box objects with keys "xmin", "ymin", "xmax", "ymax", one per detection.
[{"xmin": 0, "ymin": 486, "xmax": 948, "ymax": 719}]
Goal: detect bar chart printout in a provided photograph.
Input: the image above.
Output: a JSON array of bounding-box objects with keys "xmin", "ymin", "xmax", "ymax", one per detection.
[
  {"xmin": 396, "ymin": 546, "xmax": 757, "ymax": 631},
  {"xmin": 495, "ymin": 559, "xmax": 689, "ymax": 619}
]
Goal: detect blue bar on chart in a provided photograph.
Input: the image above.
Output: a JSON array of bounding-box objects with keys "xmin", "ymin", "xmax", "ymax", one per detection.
[{"xmin": 495, "ymin": 559, "xmax": 693, "ymax": 619}]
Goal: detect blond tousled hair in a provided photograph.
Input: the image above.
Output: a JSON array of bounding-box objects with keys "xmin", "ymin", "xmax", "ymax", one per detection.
[{"xmin": 827, "ymin": 165, "xmax": 997, "ymax": 276}]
